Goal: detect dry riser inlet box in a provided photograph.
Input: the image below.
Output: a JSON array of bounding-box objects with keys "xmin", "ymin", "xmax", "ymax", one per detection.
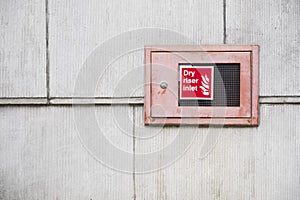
[{"xmin": 144, "ymin": 45, "xmax": 259, "ymax": 125}]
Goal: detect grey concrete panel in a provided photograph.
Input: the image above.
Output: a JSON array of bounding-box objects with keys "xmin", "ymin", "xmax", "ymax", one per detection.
[
  {"xmin": 227, "ymin": 0, "xmax": 300, "ymax": 96},
  {"xmin": 49, "ymin": 0, "xmax": 224, "ymax": 98},
  {"xmin": 134, "ymin": 104, "xmax": 300, "ymax": 199},
  {"xmin": 0, "ymin": 0, "xmax": 47, "ymax": 97},
  {"xmin": 0, "ymin": 106, "xmax": 134, "ymax": 200}
]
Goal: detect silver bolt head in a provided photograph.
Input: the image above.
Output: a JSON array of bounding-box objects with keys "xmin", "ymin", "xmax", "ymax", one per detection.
[{"xmin": 160, "ymin": 81, "xmax": 168, "ymax": 89}]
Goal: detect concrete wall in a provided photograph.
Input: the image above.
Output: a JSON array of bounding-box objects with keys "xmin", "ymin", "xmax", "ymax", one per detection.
[{"xmin": 0, "ymin": 0, "xmax": 299, "ymax": 199}]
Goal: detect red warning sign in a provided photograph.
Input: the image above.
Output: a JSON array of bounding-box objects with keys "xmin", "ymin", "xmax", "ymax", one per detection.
[{"xmin": 179, "ymin": 65, "xmax": 214, "ymax": 100}]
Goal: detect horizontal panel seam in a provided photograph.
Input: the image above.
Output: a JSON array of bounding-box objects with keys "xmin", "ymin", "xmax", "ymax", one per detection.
[{"xmin": 0, "ymin": 97, "xmax": 300, "ymax": 105}]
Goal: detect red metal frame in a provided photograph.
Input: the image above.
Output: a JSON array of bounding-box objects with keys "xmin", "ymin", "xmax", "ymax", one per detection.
[{"xmin": 144, "ymin": 45, "xmax": 259, "ymax": 126}]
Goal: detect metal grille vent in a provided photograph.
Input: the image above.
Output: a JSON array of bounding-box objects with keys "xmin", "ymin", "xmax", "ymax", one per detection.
[{"xmin": 179, "ymin": 64, "xmax": 240, "ymax": 107}]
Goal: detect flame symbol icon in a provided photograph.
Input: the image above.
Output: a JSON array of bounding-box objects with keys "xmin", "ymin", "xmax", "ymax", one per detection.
[{"xmin": 200, "ymin": 74, "xmax": 210, "ymax": 96}]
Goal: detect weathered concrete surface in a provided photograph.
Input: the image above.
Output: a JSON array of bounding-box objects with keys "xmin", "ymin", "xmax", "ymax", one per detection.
[
  {"xmin": 0, "ymin": 0, "xmax": 46, "ymax": 97},
  {"xmin": 0, "ymin": 106, "xmax": 134, "ymax": 200},
  {"xmin": 0, "ymin": 0, "xmax": 300, "ymax": 199},
  {"xmin": 49, "ymin": 0, "xmax": 223, "ymax": 98},
  {"xmin": 227, "ymin": 0, "xmax": 300, "ymax": 96},
  {"xmin": 0, "ymin": 105, "xmax": 299, "ymax": 199},
  {"xmin": 134, "ymin": 104, "xmax": 300, "ymax": 200}
]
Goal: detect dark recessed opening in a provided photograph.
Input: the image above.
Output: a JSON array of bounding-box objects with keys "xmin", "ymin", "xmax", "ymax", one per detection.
[{"xmin": 178, "ymin": 63, "xmax": 240, "ymax": 107}]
